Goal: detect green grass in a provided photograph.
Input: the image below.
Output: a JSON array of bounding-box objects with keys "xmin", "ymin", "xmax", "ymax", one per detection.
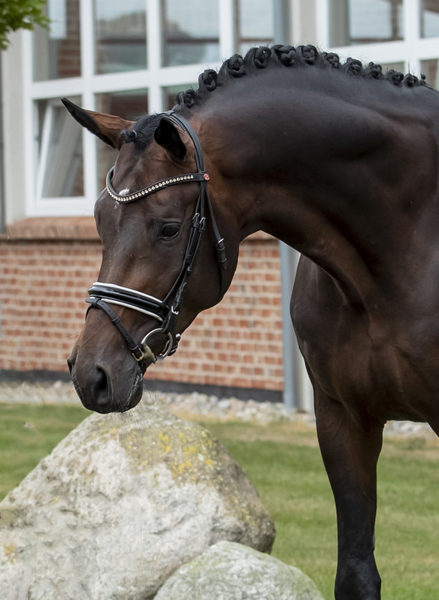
[
  {"xmin": 0, "ymin": 403, "xmax": 89, "ymax": 499},
  {"xmin": 1, "ymin": 405, "xmax": 438, "ymax": 599},
  {"xmin": 194, "ymin": 421, "xmax": 439, "ymax": 600}
]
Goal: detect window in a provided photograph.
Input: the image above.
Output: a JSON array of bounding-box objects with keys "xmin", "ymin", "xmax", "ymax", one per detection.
[
  {"xmin": 36, "ymin": 97, "xmax": 84, "ymax": 199},
  {"xmin": 95, "ymin": 90, "xmax": 148, "ymax": 190},
  {"xmin": 235, "ymin": 0, "xmax": 289, "ymax": 55},
  {"xmin": 162, "ymin": 0, "xmax": 220, "ymax": 67},
  {"xmin": 33, "ymin": 0, "xmax": 81, "ymax": 81},
  {"xmin": 330, "ymin": 0, "xmax": 404, "ymax": 46},
  {"xmin": 94, "ymin": 0, "xmax": 147, "ymax": 74},
  {"xmin": 26, "ymin": 0, "xmax": 290, "ymax": 217},
  {"xmin": 421, "ymin": 0, "xmax": 439, "ymax": 38}
]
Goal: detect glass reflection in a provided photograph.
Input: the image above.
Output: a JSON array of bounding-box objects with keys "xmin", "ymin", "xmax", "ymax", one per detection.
[
  {"xmin": 162, "ymin": 0, "xmax": 219, "ymax": 67},
  {"xmin": 421, "ymin": 1, "xmax": 439, "ymax": 38},
  {"xmin": 236, "ymin": 0, "xmax": 289, "ymax": 55},
  {"xmin": 330, "ymin": 0, "xmax": 403, "ymax": 47},
  {"xmin": 37, "ymin": 97, "xmax": 83, "ymax": 197},
  {"xmin": 95, "ymin": 90, "xmax": 148, "ymax": 190},
  {"xmin": 95, "ymin": 0, "xmax": 147, "ymax": 74},
  {"xmin": 33, "ymin": 0, "xmax": 81, "ymax": 81}
]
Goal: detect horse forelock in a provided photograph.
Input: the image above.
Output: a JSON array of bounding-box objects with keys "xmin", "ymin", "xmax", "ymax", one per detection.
[
  {"xmin": 173, "ymin": 45, "xmax": 430, "ymax": 113},
  {"xmin": 119, "ymin": 113, "xmax": 163, "ymax": 152}
]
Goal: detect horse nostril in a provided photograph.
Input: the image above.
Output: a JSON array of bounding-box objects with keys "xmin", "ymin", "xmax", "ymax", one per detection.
[
  {"xmin": 67, "ymin": 356, "xmax": 75, "ymax": 375},
  {"xmin": 94, "ymin": 367, "xmax": 111, "ymax": 407}
]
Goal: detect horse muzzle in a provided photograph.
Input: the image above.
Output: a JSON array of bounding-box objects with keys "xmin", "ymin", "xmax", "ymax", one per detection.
[{"xmin": 67, "ymin": 344, "xmax": 144, "ymax": 414}]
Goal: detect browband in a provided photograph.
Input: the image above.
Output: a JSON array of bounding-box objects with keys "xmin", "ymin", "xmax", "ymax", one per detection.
[{"xmin": 106, "ymin": 170, "xmax": 210, "ymax": 203}]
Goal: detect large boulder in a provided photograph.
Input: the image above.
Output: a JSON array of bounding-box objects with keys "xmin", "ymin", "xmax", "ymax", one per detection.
[
  {"xmin": 155, "ymin": 540, "xmax": 324, "ymax": 600},
  {"xmin": 0, "ymin": 405, "xmax": 275, "ymax": 600}
]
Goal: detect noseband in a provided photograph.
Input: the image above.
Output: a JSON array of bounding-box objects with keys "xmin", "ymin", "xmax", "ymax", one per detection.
[{"xmin": 86, "ymin": 112, "xmax": 227, "ymax": 367}]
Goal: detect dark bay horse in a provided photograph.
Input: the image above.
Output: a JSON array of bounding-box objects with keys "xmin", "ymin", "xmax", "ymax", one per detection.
[{"xmin": 65, "ymin": 46, "xmax": 439, "ymax": 599}]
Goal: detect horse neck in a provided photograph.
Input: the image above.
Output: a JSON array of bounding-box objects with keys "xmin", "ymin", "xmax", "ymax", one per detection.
[{"xmin": 198, "ymin": 77, "xmax": 439, "ymax": 311}]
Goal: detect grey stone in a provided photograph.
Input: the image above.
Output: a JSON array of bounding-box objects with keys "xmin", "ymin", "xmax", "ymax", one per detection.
[
  {"xmin": 154, "ymin": 540, "xmax": 324, "ymax": 600},
  {"xmin": 0, "ymin": 405, "xmax": 275, "ymax": 600}
]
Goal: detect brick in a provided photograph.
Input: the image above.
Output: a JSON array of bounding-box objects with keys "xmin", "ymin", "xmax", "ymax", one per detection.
[{"xmin": 0, "ymin": 230, "xmax": 284, "ymax": 390}]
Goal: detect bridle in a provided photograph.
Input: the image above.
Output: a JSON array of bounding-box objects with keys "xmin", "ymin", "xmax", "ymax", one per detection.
[{"xmin": 85, "ymin": 112, "xmax": 227, "ymax": 367}]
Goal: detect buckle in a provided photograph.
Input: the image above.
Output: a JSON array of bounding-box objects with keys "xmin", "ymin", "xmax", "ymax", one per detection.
[{"xmin": 133, "ymin": 345, "xmax": 156, "ymax": 364}]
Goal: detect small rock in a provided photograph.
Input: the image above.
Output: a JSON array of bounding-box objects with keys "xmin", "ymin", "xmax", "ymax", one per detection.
[
  {"xmin": 218, "ymin": 399, "xmax": 231, "ymax": 410},
  {"xmin": 22, "ymin": 422, "xmax": 36, "ymax": 431},
  {"xmin": 154, "ymin": 540, "xmax": 324, "ymax": 600}
]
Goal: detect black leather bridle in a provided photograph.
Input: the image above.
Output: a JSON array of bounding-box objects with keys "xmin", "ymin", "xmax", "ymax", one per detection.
[{"xmin": 86, "ymin": 112, "xmax": 227, "ymax": 367}]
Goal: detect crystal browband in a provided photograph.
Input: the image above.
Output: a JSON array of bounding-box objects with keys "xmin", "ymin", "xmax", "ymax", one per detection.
[{"xmin": 106, "ymin": 168, "xmax": 210, "ymax": 203}]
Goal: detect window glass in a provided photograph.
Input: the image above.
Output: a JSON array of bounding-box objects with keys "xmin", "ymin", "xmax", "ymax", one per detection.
[
  {"xmin": 95, "ymin": 0, "xmax": 147, "ymax": 74},
  {"xmin": 421, "ymin": 59, "xmax": 439, "ymax": 88},
  {"xmin": 162, "ymin": 0, "xmax": 219, "ymax": 67},
  {"xmin": 95, "ymin": 90, "xmax": 148, "ymax": 191},
  {"xmin": 421, "ymin": 1, "xmax": 439, "ymax": 38},
  {"xmin": 236, "ymin": 0, "xmax": 289, "ymax": 55},
  {"xmin": 330, "ymin": 0, "xmax": 404, "ymax": 47},
  {"xmin": 36, "ymin": 97, "xmax": 83, "ymax": 198},
  {"xmin": 33, "ymin": 0, "xmax": 81, "ymax": 81}
]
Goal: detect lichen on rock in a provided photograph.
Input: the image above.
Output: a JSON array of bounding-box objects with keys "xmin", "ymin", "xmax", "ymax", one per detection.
[{"xmin": 0, "ymin": 404, "xmax": 275, "ymax": 600}]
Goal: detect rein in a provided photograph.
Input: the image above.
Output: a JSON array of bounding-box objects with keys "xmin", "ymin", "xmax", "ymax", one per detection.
[{"xmin": 86, "ymin": 112, "xmax": 227, "ymax": 367}]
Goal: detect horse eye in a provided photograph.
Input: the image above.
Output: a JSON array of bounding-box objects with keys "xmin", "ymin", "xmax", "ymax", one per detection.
[{"xmin": 154, "ymin": 221, "xmax": 181, "ymax": 240}]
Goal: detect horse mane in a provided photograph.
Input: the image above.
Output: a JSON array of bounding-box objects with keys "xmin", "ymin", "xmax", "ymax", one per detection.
[
  {"xmin": 120, "ymin": 44, "xmax": 429, "ymax": 149},
  {"xmin": 175, "ymin": 44, "xmax": 428, "ymax": 111}
]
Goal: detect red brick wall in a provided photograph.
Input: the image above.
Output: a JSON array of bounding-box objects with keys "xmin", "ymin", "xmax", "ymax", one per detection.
[{"xmin": 0, "ymin": 218, "xmax": 284, "ymax": 391}]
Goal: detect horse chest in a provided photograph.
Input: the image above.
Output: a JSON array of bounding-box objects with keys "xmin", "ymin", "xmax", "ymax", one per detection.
[{"xmin": 293, "ymin": 264, "xmax": 439, "ymax": 423}]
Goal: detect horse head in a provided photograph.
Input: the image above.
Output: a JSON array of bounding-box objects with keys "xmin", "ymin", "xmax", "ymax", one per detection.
[{"xmin": 63, "ymin": 100, "xmax": 239, "ymax": 413}]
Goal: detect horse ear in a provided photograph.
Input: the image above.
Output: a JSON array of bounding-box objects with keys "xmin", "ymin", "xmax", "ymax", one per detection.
[
  {"xmin": 154, "ymin": 118, "xmax": 187, "ymax": 160},
  {"xmin": 61, "ymin": 98, "xmax": 135, "ymax": 150}
]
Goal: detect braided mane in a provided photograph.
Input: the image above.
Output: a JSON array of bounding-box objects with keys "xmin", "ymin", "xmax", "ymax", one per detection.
[
  {"xmin": 175, "ymin": 44, "xmax": 427, "ymax": 111},
  {"xmin": 120, "ymin": 44, "xmax": 429, "ymax": 149}
]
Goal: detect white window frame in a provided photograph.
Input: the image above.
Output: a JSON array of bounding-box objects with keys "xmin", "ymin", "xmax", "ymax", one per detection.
[
  {"xmin": 22, "ymin": 0, "xmax": 239, "ymax": 218},
  {"xmin": 317, "ymin": 0, "xmax": 439, "ymax": 78}
]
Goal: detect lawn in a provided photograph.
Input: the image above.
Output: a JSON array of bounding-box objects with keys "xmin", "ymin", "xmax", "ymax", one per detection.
[{"xmin": 0, "ymin": 403, "xmax": 438, "ymax": 599}]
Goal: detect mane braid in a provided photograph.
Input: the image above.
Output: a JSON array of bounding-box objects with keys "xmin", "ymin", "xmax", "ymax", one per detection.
[
  {"xmin": 173, "ymin": 44, "xmax": 429, "ymax": 112},
  {"xmin": 119, "ymin": 44, "xmax": 431, "ymax": 149}
]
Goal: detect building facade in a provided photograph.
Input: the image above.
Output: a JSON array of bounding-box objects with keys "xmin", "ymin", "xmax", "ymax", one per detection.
[{"xmin": 1, "ymin": 0, "xmax": 439, "ymax": 406}]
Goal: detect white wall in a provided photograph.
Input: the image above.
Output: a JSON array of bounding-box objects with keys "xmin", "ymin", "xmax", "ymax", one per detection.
[{"xmin": 1, "ymin": 31, "xmax": 26, "ymax": 225}]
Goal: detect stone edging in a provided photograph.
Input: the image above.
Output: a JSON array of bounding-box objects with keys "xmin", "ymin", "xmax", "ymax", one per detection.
[{"xmin": 0, "ymin": 381, "xmax": 436, "ymax": 439}]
